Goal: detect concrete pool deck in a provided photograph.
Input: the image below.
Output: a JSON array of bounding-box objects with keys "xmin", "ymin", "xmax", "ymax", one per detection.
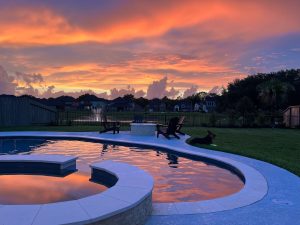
[{"xmin": 0, "ymin": 131, "xmax": 299, "ymax": 225}]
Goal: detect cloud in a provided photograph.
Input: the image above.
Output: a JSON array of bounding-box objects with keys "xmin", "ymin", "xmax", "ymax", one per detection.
[
  {"xmin": 146, "ymin": 77, "xmax": 179, "ymax": 99},
  {"xmin": 39, "ymin": 87, "xmax": 109, "ymax": 99},
  {"xmin": 0, "ymin": 65, "xmax": 149, "ymax": 99},
  {"xmin": 183, "ymin": 86, "xmax": 198, "ymax": 98},
  {"xmin": 0, "ymin": 65, "xmax": 16, "ymax": 94},
  {"xmin": 1, "ymin": 1, "xmax": 300, "ymax": 46},
  {"xmin": 208, "ymin": 86, "xmax": 224, "ymax": 95},
  {"xmin": 110, "ymin": 86, "xmax": 135, "ymax": 99},
  {"xmin": 167, "ymin": 87, "xmax": 180, "ymax": 99},
  {"xmin": 0, "ymin": 1, "xmax": 299, "ymax": 96}
]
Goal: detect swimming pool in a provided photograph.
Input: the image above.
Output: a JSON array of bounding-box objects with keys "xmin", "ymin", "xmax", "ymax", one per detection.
[{"xmin": 0, "ymin": 137, "xmax": 244, "ymax": 203}]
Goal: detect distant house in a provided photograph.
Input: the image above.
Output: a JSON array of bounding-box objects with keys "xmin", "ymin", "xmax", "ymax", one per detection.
[
  {"xmin": 91, "ymin": 100, "xmax": 107, "ymax": 110},
  {"xmin": 46, "ymin": 96, "xmax": 75, "ymax": 111},
  {"xmin": 174, "ymin": 97, "xmax": 217, "ymax": 113},
  {"xmin": 194, "ymin": 102, "xmax": 204, "ymax": 112},
  {"xmin": 82, "ymin": 101, "xmax": 92, "ymax": 110},
  {"xmin": 148, "ymin": 99, "xmax": 166, "ymax": 112},
  {"xmin": 0, "ymin": 95, "xmax": 57, "ymax": 126},
  {"xmin": 283, "ymin": 105, "xmax": 300, "ymax": 128},
  {"xmin": 204, "ymin": 96, "xmax": 217, "ymax": 112},
  {"xmin": 108, "ymin": 98, "xmax": 134, "ymax": 112},
  {"xmin": 64, "ymin": 101, "xmax": 79, "ymax": 110},
  {"xmin": 173, "ymin": 100, "xmax": 193, "ymax": 112}
]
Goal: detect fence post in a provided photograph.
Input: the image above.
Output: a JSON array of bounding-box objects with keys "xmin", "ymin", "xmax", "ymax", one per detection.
[
  {"xmin": 298, "ymin": 108, "xmax": 300, "ymax": 128},
  {"xmin": 164, "ymin": 113, "xmax": 167, "ymax": 125},
  {"xmin": 55, "ymin": 111, "xmax": 59, "ymax": 125},
  {"xmin": 289, "ymin": 108, "xmax": 292, "ymax": 128},
  {"xmin": 66, "ymin": 111, "xmax": 69, "ymax": 125},
  {"xmin": 192, "ymin": 114, "xmax": 195, "ymax": 127}
]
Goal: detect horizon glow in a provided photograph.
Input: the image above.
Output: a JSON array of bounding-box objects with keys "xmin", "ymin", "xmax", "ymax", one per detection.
[{"xmin": 0, "ymin": 0, "xmax": 299, "ymax": 99}]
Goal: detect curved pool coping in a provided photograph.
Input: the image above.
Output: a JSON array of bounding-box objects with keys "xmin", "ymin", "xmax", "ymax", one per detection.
[
  {"xmin": 0, "ymin": 131, "xmax": 268, "ymax": 216},
  {"xmin": 0, "ymin": 155, "xmax": 154, "ymax": 225}
]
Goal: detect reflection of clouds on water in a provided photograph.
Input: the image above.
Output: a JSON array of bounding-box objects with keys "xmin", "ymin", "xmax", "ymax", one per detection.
[
  {"xmin": 0, "ymin": 138, "xmax": 244, "ymax": 203},
  {"xmin": 0, "ymin": 172, "xmax": 106, "ymax": 204}
]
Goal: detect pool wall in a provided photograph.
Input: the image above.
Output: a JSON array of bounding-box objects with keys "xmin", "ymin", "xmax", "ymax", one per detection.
[{"xmin": 0, "ymin": 154, "xmax": 77, "ymax": 176}]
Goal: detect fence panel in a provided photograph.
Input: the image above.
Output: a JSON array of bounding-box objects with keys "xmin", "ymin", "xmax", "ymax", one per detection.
[{"xmin": 56, "ymin": 111, "xmax": 283, "ymax": 128}]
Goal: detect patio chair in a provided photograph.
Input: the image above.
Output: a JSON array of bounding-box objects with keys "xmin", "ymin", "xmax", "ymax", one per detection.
[
  {"xmin": 157, "ymin": 117, "xmax": 180, "ymax": 139},
  {"xmin": 99, "ymin": 115, "xmax": 120, "ymax": 134},
  {"xmin": 176, "ymin": 116, "xmax": 185, "ymax": 135}
]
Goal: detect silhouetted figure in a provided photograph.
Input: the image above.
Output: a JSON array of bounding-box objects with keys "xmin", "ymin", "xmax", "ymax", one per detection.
[
  {"xmin": 189, "ymin": 130, "xmax": 216, "ymax": 145},
  {"xmin": 166, "ymin": 153, "xmax": 178, "ymax": 168},
  {"xmin": 176, "ymin": 116, "xmax": 185, "ymax": 135},
  {"xmin": 157, "ymin": 117, "xmax": 180, "ymax": 139},
  {"xmin": 99, "ymin": 114, "xmax": 120, "ymax": 134}
]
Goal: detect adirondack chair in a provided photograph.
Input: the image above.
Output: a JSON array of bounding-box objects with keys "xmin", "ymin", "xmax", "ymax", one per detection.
[
  {"xmin": 157, "ymin": 117, "xmax": 180, "ymax": 139},
  {"xmin": 99, "ymin": 115, "xmax": 120, "ymax": 134},
  {"xmin": 176, "ymin": 116, "xmax": 185, "ymax": 135}
]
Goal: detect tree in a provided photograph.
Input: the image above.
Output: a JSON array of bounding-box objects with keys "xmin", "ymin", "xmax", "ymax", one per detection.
[
  {"xmin": 219, "ymin": 69, "xmax": 300, "ymax": 112},
  {"xmin": 257, "ymin": 78, "xmax": 295, "ymax": 110},
  {"xmin": 236, "ymin": 96, "xmax": 255, "ymax": 126},
  {"xmin": 134, "ymin": 97, "xmax": 149, "ymax": 110},
  {"xmin": 236, "ymin": 96, "xmax": 255, "ymax": 114}
]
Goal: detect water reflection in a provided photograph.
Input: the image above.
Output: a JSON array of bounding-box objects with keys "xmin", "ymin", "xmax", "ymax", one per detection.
[
  {"xmin": 0, "ymin": 138, "xmax": 244, "ymax": 203},
  {"xmin": 0, "ymin": 172, "xmax": 106, "ymax": 204},
  {"xmin": 166, "ymin": 153, "xmax": 178, "ymax": 168}
]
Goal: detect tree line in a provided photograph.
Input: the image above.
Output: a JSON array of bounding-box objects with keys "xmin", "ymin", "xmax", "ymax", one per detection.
[{"xmin": 216, "ymin": 69, "xmax": 300, "ymax": 114}]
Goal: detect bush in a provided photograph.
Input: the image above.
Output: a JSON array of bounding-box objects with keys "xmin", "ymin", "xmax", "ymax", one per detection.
[{"xmin": 255, "ymin": 113, "xmax": 266, "ymax": 127}]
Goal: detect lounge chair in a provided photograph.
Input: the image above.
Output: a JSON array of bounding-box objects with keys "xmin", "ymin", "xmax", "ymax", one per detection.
[
  {"xmin": 157, "ymin": 117, "xmax": 180, "ymax": 139},
  {"xmin": 99, "ymin": 115, "xmax": 120, "ymax": 134},
  {"xmin": 176, "ymin": 116, "xmax": 185, "ymax": 135}
]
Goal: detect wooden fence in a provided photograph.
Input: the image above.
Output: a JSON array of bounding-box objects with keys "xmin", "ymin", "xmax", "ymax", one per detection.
[{"xmin": 0, "ymin": 96, "xmax": 57, "ymax": 127}]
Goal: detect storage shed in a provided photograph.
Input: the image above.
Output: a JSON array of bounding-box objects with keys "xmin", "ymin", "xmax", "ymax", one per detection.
[{"xmin": 283, "ymin": 105, "xmax": 300, "ymax": 128}]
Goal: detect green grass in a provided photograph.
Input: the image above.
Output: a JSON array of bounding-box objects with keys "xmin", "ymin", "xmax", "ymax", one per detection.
[
  {"xmin": 183, "ymin": 127, "xmax": 300, "ymax": 176},
  {"xmin": 0, "ymin": 125, "xmax": 299, "ymax": 176}
]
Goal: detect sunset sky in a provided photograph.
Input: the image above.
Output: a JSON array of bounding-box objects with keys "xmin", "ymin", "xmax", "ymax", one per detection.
[{"xmin": 0, "ymin": 0, "xmax": 299, "ymax": 99}]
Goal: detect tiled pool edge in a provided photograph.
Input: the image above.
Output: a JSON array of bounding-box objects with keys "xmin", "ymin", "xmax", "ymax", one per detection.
[{"xmin": 0, "ymin": 131, "xmax": 268, "ymax": 216}]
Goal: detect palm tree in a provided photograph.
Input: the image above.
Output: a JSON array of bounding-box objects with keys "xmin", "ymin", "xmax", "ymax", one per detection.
[{"xmin": 257, "ymin": 78, "xmax": 295, "ymax": 110}]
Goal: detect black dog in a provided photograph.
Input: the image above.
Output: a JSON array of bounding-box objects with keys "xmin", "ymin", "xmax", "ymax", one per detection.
[{"xmin": 189, "ymin": 130, "xmax": 216, "ymax": 145}]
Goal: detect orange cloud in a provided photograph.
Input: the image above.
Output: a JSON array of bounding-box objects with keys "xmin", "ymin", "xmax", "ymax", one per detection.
[{"xmin": 1, "ymin": 1, "xmax": 300, "ymax": 46}]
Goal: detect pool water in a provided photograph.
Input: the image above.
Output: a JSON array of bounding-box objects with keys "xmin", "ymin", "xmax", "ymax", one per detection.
[
  {"xmin": 0, "ymin": 172, "xmax": 107, "ymax": 204},
  {"xmin": 0, "ymin": 138, "xmax": 244, "ymax": 203}
]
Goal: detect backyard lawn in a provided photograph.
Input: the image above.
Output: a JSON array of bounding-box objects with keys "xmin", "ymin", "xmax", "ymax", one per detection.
[
  {"xmin": 183, "ymin": 127, "xmax": 300, "ymax": 177},
  {"xmin": 0, "ymin": 125, "xmax": 299, "ymax": 176}
]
